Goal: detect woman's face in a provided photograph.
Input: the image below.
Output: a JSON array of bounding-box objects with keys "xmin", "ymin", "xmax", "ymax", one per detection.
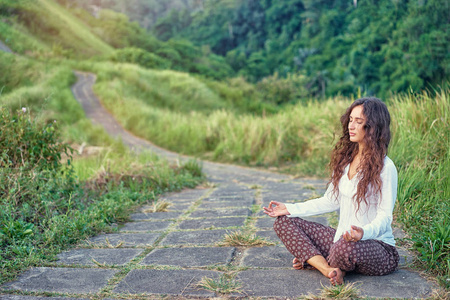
[{"xmin": 348, "ymin": 105, "xmax": 366, "ymax": 144}]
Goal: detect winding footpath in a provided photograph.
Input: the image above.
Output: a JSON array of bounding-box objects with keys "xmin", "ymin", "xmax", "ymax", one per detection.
[
  {"xmin": 0, "ymin": 40, "xmax": 12, "ymax": 53},
  {"xmin": 0, "ymin": 70, "xmax": 437, "ymax": 299}
]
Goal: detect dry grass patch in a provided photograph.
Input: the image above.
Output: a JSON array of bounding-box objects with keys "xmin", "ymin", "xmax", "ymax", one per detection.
[
  {"xmin": 217, "ymin": 230, "xmax": 275, "ymax": 247},
  {"xmin": 303, "ymin": 282, "xmax": 360, "ymax": 299},
  {"xmin": 197, "ymin": 273, "xmax": 243, "ymax": 295},
  {"xmin": 143, "ymin": 200, "xmax": 172, "ymax": 213}
]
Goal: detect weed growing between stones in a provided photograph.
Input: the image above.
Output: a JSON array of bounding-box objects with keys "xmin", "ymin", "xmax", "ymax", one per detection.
[
  {"xmin": 143, "ymin": 200, "xmax": 172, "ymax": 213},
  {"xmin": 217, "ymin": 230, "xmax": 275, "ymax": 247},
  {"xmin": 303, "ymin": 282, "xmax": 360, "ymax": 299},
  {"xmin": 197, "ymin": 273, "xmax": 243, "ymax": 295}
]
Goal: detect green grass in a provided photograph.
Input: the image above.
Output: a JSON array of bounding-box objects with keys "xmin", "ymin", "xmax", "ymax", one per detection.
[
  {"xmin": 0, "ymin": 142, "xmax": 204, "ymax": 284},
  {"xmin": 0, "ymin": 20, "xmax": 50, "ymax": 55},
  {"xmin": 0, "ymin": 0, "xmax": 113, "ymax": 58},
  {"xmin": 36, "ymin": 0, "xmax": 113, "ymax": 56}
]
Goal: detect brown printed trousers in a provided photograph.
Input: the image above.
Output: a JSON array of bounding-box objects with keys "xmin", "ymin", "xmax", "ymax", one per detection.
[{"xmin": 274, "ymin": 215, "xmax": 399, "ymax": 275}]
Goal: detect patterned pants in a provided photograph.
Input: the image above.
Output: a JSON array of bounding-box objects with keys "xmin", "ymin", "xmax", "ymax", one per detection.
[{"xmin": 273, "ymin": 216, "xmax": 399, "ymax": 276}]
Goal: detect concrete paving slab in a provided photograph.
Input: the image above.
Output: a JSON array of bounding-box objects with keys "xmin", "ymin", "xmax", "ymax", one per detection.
[
  {"xmin": 113, "ymin": 269, "xmax": 220, "ymax": 297},
  {"xmin": 56, "ymin": 248, "xmax": 143, "ymax": 266},
  {"xmin": 1, "ymin": 267, "xmax": 117, "ymax": 294},
  {"xmin": 130, "ymin": 211, "xmax": 182, "ymax": 221},
  {"xmin": 256, "ymin": 230, "xmax": 281, "ymax": 245},
  {"xmin": 397, "ymin": 246, "xmax": 415, "ymax": 267},
  {"xmin": 88, "ymin": 233, "xmax": 160, "ymax": 247},
  {"xmin": 189, "ymin": 208, "xmax": 251, "ymax": 218},
  {"xmin": 119, "ymin": 221, "xmax": 172, "ymax": 232},
  {"xmin": 166, "ymin": 202, "xmax": 192, "ymax": 211},
  {"xmin": 197, "ymin": 200, "xmax": 253, "ymax": 209},
  {"xmin": 241, "ymin": 246, "xmax": 293, "ymax": 268},
  {"xmin": 210, "ymin": 191, "xmax": 254, "ymax": 197},
  {"xmin": 159, "ymin": 229, "xmax": 228, "ymax": 246},
  {"xmin": 255, "ymin": 217, "xmax": 275, "ymax": 229},
  {"xmin": 235, "ymin": 269, "xmax": 325, "ymax": 297},
  {"xmin": 345, "ymin": 269, "xmax": 433, "ymax": 298},
  {"xmin": 162, "ymin": 189, "xmax": 208, "ymax": 200},
  {"xmin": 141, "ymin": 247, "xmax": 235, "ymax": 267},
  {"xmin": 141, "ymin": 202, "xmax": 192, "ymax": 211},
  {"xmin": 178, "ymin": 217, "xmax": 246, "ymax": 229}
]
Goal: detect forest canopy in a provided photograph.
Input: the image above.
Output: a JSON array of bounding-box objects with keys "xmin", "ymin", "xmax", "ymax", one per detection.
[{"xmin": 66, "ymin": 0, "xmax": 449, "ymax": 99}]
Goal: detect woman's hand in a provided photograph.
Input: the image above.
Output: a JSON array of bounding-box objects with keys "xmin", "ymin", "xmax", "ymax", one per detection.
[
  {"xmin": 343, "ymin": 225, "xmax": 364, "ymax": 242},
  {"xmin": 263, "ymin": 201, "xmax": 290, "ymax": 218}
]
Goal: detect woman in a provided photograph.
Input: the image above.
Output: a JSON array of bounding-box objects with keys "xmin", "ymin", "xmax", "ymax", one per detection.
[{"xmin": 263, "ymin": 97, "xmax": 399, "ymax": 285}]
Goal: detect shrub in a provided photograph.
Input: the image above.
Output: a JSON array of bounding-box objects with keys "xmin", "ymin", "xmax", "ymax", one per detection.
[
  {"xmin": 0, "ymin": 107, "xmax": 72, "ymax": 170},
  {"xmin": 109, "ymin": 47, "xmax": 171, "ymax": 69}
]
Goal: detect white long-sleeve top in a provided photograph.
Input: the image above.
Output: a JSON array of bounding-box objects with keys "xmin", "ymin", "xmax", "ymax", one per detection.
[{"xmin": 285, "ymin": 156, "xmax": 398, "ymax": 246}]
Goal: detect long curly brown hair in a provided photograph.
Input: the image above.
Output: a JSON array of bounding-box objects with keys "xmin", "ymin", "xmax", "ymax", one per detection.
[{"xmin": 329, "ymin": 97, "xmax": 391, "ymax": 212}]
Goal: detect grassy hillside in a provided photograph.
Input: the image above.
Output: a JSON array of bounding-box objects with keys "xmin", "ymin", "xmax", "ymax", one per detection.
[
  {"xmin": 0, "ymin": 0, "xmax": 113, "ymax": 57},
  {"xmin": 37, "ymin": 0, "xmax": 113, "ymax": 55}
]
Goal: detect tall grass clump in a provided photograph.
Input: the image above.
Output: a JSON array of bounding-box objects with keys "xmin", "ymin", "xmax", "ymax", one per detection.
[
  {"xmin": 0, "ymin": 108, "xmax": 204, "ymax": 284},
  {"xmin": 388, "ymin": 88, "xmax": 449, "ymax": 288}
]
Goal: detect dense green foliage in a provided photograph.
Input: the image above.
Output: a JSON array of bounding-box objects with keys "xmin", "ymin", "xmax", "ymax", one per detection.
[
  {"xmin": 79, "ymin": 0, "xmax": 449, "ymax": 99},
  {"xmin": 0, "ymin": 108, "xmax": 204, "ymax": 283}
]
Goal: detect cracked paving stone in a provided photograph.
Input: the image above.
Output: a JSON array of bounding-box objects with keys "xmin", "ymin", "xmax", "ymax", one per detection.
[
  {"xmin": 255, "ymin": 230, "xmax": 281, "ymax": 244},
  {"xmin": 343, "ymin": 269, "xmax": 433, "ymax": 298},
  {"xmin": 56, "ymin": 248, "xmax": 143, "ymax": 266},
  {"xmin": 141, "ymin": 247, "xmax": 235, "ymax": 267},
  {"xmin": 119, "ymin": 220, "xmax": 173, "ymax": 232},
  {"xmin": 236, "ymin": 269, "xmax": 325, "ymax": 297},
  {"xmin": 159, "ymin": 229, "xmax": 228, "ymax": 246},
  {"xmin": 197, "ymin": 200, "xmax": 253, "ymax": 209},
  {"xmin": 189, "ymin": 208, "xmax": 251, "ymax": 218},
  {"xmin": 87, "ymin": 232, "xmax": 160, "ymax": 247},
  {"xmin": 130, "ymin": 211, "xmax": 182, "ymax": 220},
  {"xmin": 113, "ymin": 269, "xmax": 221, "ymax": 297},
  {"xmin": 178, "ymin": 217, "xmax": 246, "ymax": 230},
  {"xmin": 1, "ymin": 267, "xmax": 117, "ymax": 294},
  {"xmin": 241, "ymin": 247, "xmax": 293, "ymax": 268}
]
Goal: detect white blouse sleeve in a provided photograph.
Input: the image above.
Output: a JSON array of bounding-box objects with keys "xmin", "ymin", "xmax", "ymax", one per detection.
[
  {"xmin": 285, "ymin": 183, "xmax": 340, "ymax": 217},
  {"xmin": 361, "ymin": 159, "xmax": 398, "ymax": 240}
]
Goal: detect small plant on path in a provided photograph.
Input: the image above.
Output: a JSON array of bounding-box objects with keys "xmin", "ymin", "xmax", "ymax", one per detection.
[
  {"xmin": 197, "ymin": 273, "xmax": 243, "ymax": 294},
  {"xmin": 143, "ymin": 200, "xmax": 172, "ymax": 213},
  {"xmin": 217, "ymin": 230, "xmax": 275, "ymax": 247},
  {"xmin": 303, "ymin": 282, "xmax": 360, "ymax": 299}
]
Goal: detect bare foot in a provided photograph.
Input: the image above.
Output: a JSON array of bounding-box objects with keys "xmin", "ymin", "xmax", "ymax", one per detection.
[{"xmin": 328, "ymin": 268, "xmax": 345, "ymax": 285}]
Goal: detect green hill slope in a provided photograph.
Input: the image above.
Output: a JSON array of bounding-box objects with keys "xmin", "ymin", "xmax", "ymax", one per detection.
[{"xmin": 0, "ymin": 0, "xmax": 113, "ymax": 57}]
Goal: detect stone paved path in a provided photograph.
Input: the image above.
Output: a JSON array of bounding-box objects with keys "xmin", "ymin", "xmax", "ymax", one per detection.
[
  {"xmin": 0, "ymin": 72, "xmax": 436, "ymax": 299},
  {"xmin": 0, "ymin": 40, "xmax": 13, "ymax": 53}
]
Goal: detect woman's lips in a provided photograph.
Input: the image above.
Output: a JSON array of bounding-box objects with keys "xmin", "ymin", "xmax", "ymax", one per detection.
[{"xmin": 349, "ymin": 132, "xmax": 356, "ymax": 136}]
